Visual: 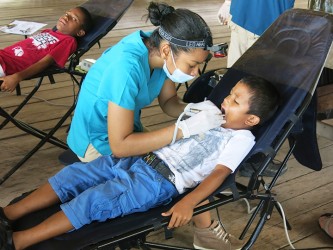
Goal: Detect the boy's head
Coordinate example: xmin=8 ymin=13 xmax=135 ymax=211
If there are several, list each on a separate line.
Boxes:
xmin=221 ymin=76 xmax=280 ymax=130
xmin=56 ymin=7 xmax=93 ymax=37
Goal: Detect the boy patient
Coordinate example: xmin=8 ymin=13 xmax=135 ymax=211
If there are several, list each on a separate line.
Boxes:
xmin=0 ymin=76 xmax=280 ymax=250
xmin=0 ymin=7 xmax=93 ymax=92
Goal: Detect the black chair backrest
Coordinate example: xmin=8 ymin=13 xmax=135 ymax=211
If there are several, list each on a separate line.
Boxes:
xmin=69 ymin=0 xmax=134 ymax=69
xmin=208 ymin=9 xmax=333 ymax=170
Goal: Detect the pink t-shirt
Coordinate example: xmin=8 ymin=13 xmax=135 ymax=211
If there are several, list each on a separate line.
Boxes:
xmin=0 ymin=29 xmax=77 ymax=75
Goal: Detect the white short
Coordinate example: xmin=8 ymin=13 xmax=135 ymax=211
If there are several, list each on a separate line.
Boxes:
xmin=78 ymin=143 xmax=102 ymax=162
xmin=227 ymin=20 xmax=260 ymax=68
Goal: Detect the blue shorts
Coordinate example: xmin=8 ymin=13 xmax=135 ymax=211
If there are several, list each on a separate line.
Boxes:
xmin=49 ymin=155 xmax=178 ymax=229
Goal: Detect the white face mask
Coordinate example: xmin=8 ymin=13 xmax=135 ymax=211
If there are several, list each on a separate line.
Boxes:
xmin=163 ymin=50 xmax=195 ymax=83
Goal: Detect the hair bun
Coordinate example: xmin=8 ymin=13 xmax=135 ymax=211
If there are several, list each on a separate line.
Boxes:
xmin=147 ymin=2 xmax=175 ymax=26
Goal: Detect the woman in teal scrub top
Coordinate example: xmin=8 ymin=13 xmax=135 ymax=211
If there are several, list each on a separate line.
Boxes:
xmin=68 ymin=2 xmax=221 ymax=161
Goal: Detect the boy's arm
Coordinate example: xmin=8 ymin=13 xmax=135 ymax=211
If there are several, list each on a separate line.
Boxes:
xmin=162 ymin=165 xmax=231 ymax=228
xmin=0 ymin=55 xmax=55 ymax=92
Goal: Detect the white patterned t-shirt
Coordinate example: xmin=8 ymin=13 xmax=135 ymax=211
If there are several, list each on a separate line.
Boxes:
xmin=154 ymin=127 xmax=255 ymax=194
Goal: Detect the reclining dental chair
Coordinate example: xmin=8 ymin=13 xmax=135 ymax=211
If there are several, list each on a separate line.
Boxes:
xmin=0 ymin=0 xmax=134 ymax=185
xmin=9 ymin=8 xmax=333 ymax=250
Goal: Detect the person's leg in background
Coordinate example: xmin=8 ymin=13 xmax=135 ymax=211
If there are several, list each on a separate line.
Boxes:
xmin=227 ymin=20 xmax=258 ymax=68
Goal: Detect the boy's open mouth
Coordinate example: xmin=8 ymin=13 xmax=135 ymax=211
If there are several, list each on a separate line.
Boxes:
xmin=221 ymin=107 xmax=226 ymax=120
xmin=221 ymin=107 xmax=226 ymax=115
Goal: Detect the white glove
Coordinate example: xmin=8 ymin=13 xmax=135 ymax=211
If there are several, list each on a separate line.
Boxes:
xmin=178 ymin=109 xmax=226 ymax=138
xmin=184 ymin=100 xmax=221 ymax=117
xmin=217 ymin=0 xmax=231 ymax=25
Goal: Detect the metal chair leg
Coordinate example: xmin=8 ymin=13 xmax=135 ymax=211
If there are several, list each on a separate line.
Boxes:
xmin=0 ymin=76 xmax=44 ymax=129
xmin=0 ymin=101 xmax=75 ymax=185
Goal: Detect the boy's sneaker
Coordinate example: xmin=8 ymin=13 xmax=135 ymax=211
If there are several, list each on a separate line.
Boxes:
xmin=193 ymin=220 xmax=244 ymax=250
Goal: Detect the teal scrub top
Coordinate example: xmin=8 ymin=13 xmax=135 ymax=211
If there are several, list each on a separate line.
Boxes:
xmin=67 ymin=30 xmax=167 ymax=157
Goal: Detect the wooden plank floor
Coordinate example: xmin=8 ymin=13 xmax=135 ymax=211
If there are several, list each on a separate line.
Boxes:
xmin=1 ymin=0 xmax=333 ymax=249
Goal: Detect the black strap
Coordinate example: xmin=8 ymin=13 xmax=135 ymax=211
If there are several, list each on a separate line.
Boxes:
xmin=142 ymin=153 xmax=176 ymax=185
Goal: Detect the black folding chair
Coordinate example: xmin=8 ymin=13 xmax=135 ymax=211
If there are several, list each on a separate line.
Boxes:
xmin=0 ymin=0 xmax=134 ymax=185
xmin=8 ymin=8 xmax=333 ymax=250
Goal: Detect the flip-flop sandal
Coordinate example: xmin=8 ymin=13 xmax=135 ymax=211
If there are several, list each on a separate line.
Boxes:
xmin=319 ymin=213 xmax=333 ymax=239
xmin=0 ymin=221 xmax=15 ymax=250
xmin=0 ymin=208 xmax=12 ymax=230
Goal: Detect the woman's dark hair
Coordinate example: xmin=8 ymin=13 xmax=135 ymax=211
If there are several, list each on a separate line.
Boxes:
xmin=145 ymin=2 xmax=212 ymax=54
xmin=241 ymin=76 xmax=281 ymax=125
xmin=77 ymin=6 xmax=94 ymax=33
